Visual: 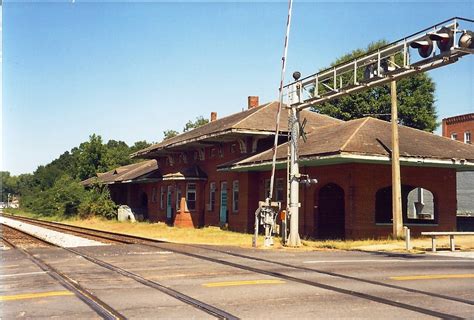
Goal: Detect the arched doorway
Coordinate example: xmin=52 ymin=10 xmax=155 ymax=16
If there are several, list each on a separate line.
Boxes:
xmin=317 ymin=183 xmax=345 ymax=239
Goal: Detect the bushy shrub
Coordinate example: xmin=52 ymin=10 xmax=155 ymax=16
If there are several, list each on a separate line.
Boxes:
xmin=79 ymin=184 xmax=117 ymax=220
xmin=22 ymin=175 xmax=87 ymax=217
xmin=21 ymin=176 xmax=118 ymax=220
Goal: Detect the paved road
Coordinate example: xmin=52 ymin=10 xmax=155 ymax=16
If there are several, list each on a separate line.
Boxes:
xmin=2 ymin=242 xmax=473 ymax=319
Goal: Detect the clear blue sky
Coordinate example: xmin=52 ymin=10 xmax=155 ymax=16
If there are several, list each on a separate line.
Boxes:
xmin=2 ymin=0 xmax=474 ymax=175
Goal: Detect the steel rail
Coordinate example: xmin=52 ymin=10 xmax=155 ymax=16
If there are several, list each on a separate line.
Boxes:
xmin=6 ymin=216 xmax=474 ymax=307
xmin=190 ymin=243 xmax=474 ymax=307
xmin=4 ymin=215 xmax=468 ymax=319
xmin=1 ymin=234 xmax=17 ymax=249
xmin=1 ymin=215 xmax=238 ymax=320
xmin=1 ymin=224 xmax=55 ymax=247
xmin=0 ymin=225 xmax=125 ymax=320
xmin=4 ymin=219 xmax=131 ymax=245
xmin=135 ymin=240 xmax=467 ymax=320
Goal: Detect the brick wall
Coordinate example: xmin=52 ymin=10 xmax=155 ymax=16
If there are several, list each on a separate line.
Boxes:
xmin=254 ymin=163 xmax=457 ymax=239
xmin=117 ymin=136 xmax=275 ymax=229
xmin=442 ymin=114 xmax=474 ymax=143
xmin=109 ymin=145 xmax=457 ymax=239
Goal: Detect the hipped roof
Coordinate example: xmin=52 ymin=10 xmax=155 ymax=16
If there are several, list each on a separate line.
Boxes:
xmin=81 ymin=160 xmax=160 ymax=185
xmin=132 ymin=102 xmax=341 ymax=158
xmin=221 ymin=117 xmax=474 ymax=171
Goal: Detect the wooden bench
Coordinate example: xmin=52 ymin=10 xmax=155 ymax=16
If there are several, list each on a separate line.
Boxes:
xmin=421 ymin=232 xmax=474 ymax=252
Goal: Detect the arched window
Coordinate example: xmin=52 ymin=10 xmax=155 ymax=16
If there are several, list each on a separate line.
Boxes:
xmin=407 ymin=188 xmax=435 ymax=222
xmin=375 ymin=185 xmax=436 ymax=224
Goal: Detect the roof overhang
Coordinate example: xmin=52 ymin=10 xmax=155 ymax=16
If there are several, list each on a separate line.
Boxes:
xmin=133 ymin=129 xmax=285 ymax=158
xmin=220 ymin=152 xmax=474 ymax=172
xmin=101 ymin=177 xmax=162 ymax=185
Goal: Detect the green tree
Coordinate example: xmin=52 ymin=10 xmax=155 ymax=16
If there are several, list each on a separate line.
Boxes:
xmin=24 ymin=175 xmax=87 ymax=217
xmin=183 ymin=116 xmax=209 ymax=132
xmin=104 ymin=140 xmax=132 ymax=169
xmin=130 ymin=140 xmax=152 ymax=154
xmin=163 ymin=129 xmax=179 ymax=140
xmin=313 ymin=40 xmax=437 ymax=132
xmin=1 ymin=171 xmax=19 ymax=202
xmin=77 ymin=134 xmax=108 ymax=180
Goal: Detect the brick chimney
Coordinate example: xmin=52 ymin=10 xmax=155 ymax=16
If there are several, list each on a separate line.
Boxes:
xmin=210 ymin=112 xmax=217 ymax=122
xmin=248 ymin=96 xmax=259 ymax=109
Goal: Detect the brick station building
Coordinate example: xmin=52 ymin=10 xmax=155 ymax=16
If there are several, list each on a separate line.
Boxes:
xmin=442 ymin=113 xmax=473 ymax=144
xmin=442 ymin=113 xmax=474 ymax=229
xmin=84 ymin=98 xmax=474 ymax=239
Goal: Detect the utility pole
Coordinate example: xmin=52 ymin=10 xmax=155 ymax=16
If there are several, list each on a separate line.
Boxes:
xmin=287 ymin=78 xmax=302 ymax=247
xmin=390 ymin=56 xmax=403 ymax=238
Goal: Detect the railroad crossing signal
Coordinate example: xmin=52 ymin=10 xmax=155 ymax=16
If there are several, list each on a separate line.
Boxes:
xmin=410 ymin=35 xmax=434 ymax=58
xmin=285 ymin=17 xmax=474 ymax=113
xmin=410 ymin=23 xmax=474 ymax=58
xmin=283 ymin=17 xmax=474 ymax=246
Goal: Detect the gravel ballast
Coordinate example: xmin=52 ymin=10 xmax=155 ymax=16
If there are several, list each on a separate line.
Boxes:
xmin=0 ymin=216 xmax=108 ymax=248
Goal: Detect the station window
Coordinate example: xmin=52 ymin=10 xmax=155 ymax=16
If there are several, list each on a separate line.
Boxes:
xmin=187 ymin=183 xmax=197 ymax=211
xmin=465 ymin=132 xmax=471 ymax=144
xmin=276 ymin=178 xmax=285 ymax=202
xmin=210 ymin=148 xmax=216 ymax=158
xmin=176 ymin=186 xmax=182 ymax=211
xmin=264 ymin=178 xmax=284 ymax=201
xmin=407 ymin=188 xmax=434 ymax=221
xmin=160 ymin=187 xmax=165 ymax=210
xmin=451 ymin=133 xmax=458 ymax=140
xmin=209 ymin=182 xmax=216 ymax=211
xmin=375 ymin=185 xmax=437 ymax=224
xmin=264 ymin=179 xmax=271 ymax=199
xmin=232 ymin=180 xmax=239 ymax=212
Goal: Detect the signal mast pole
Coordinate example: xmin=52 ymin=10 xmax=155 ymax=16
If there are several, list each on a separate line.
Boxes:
xmin=287 ymin=75 xmax=302 ymax=247
xmin=390 ymin=57 xmax=403 ymax=238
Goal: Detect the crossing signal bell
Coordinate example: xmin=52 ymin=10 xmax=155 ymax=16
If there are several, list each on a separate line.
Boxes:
xmin=429 ymin=27 xmax=454 ymax=52
xmin=410 ymin=24 xmax=474 ymax=58
xmin=410 ymin=36 xmax=434 ymax=58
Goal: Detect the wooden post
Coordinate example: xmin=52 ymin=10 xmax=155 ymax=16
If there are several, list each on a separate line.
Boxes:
xmin=391 ymin=56 xmax=403 ymax=238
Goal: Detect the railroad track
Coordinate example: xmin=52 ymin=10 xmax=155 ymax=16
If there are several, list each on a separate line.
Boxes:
xmin=1 ymin=226 xmax=126 ymax=320
xmin=1 ymin=224 xmax=54 ymax=248
xmin=3 ymin=214 xmax=472 ymax=319
xmin=1 ymin=215 xmax=239 ymax=320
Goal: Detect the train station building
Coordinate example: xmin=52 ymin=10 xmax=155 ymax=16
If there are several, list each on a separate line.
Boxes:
xmin=83 ymin=98 xmax=474 ymax=239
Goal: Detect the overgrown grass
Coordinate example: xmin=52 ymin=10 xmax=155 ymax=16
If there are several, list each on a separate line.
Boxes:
xmin=4 ymin=208 xmax=474 ymax=252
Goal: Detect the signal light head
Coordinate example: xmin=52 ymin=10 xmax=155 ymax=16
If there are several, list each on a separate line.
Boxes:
xmin=429 ymin=27 xmax=454 ymax=52
xmin=459 ymin=30 xmax=474 ymax=49
xmin=293 ymin=71 xmax=301 ymax=81
xmin=410 ymin=36 xmax=433 ymax=58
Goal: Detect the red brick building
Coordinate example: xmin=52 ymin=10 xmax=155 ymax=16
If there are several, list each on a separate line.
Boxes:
xmin=441 ymin=113 xmax=474 ymax=230
xmin=85 ymin=100 xmax=474 ymax=239
xmin=442 ymin=113 xmax=473 ymax=144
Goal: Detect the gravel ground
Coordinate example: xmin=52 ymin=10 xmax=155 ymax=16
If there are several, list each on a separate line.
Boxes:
xmin=0 ymin=216 xmax=108 ymax=248
xmin=1 ymin=225 xmax=52 ymax=249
